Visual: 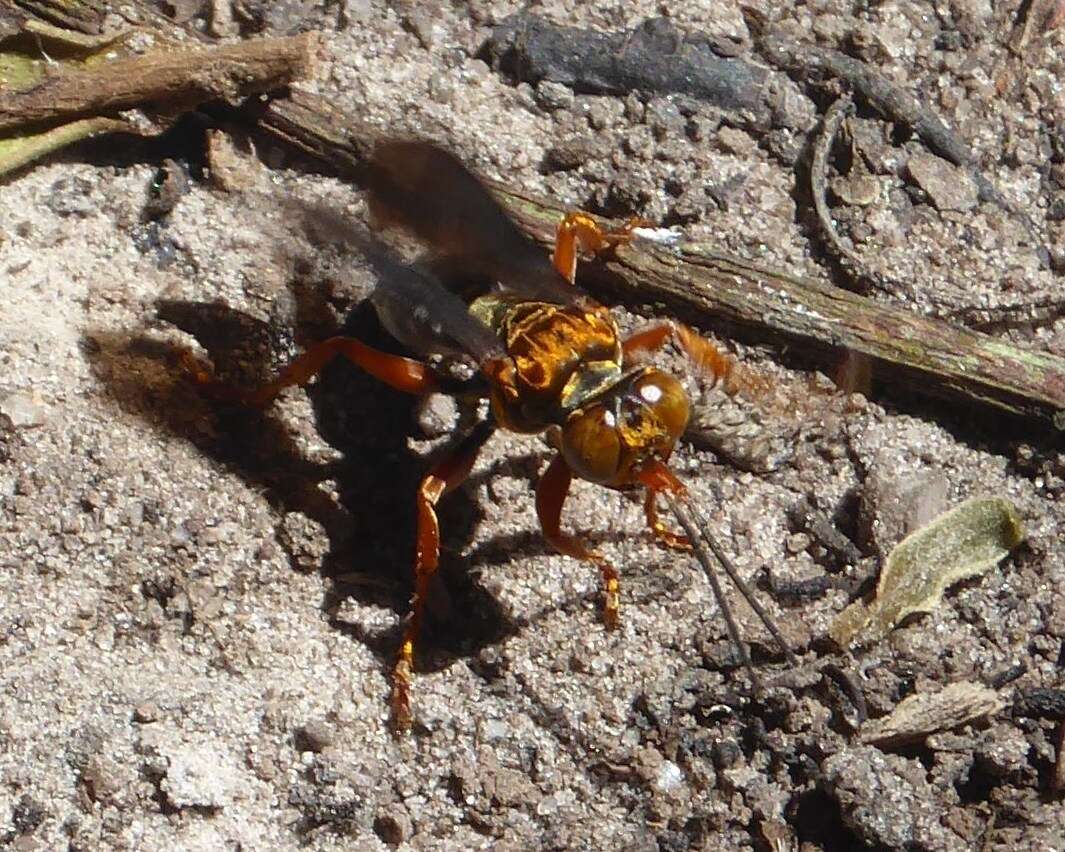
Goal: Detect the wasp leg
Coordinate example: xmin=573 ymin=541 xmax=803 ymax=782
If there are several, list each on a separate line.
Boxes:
xmin=644 ymin=488 xmax=691 ymax=551
xmin=535 ymin=454 xmax=620 ymax=629
xmin=392 ymin=420 xmax=495 ymax=733
xmin=192 ymin=336 xmax=440 ymax=406
xmin=188 ymin=336 xmax=440 ymax=406
xmin=552 ymin=212 xmax=647 ymax=284
xmin=623 ymin=322 xmax=743 ymax=390
xmin=248 ymin=337 xmax=439 ymax=404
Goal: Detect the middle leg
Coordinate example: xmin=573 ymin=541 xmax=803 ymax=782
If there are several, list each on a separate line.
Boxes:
xmin=535 ymin=453 xmax=621 ymax=629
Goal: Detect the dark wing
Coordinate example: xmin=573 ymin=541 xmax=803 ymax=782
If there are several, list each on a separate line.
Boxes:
xmin=362 ymin=239 xmax=505 ymax=364
xmin=295 ymin=199 xmax=504 ymax=363
xmin=364 ymin=139 xmax=584 ymax=306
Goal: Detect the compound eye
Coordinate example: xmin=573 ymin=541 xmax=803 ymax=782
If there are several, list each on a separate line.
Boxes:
xmin=635 ymin=372 xmax=689 ymax=442
xmin=561 ymin=405 xmax=622 ymax=485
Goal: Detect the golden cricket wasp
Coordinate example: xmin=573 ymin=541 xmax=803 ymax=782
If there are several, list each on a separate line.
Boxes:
xmin=188 ymin=140 xmax=796 ymax=732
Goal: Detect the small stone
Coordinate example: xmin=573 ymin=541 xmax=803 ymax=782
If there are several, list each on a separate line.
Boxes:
xmin=905 ymin=153 xmax=978 ymax=212
xmin=208 ymin=0 xmax=238 ymax=37
xmin=711 ymin=739 xmax=743 ymax=770
xmin=973 ymin=723 xmax=1029 ymax=777
xmin=487 ymin=767 xmax=534 ymax=807
xmin=262 ymin=0 xmax=316 ymax=34
xmin=542 ymin=136 xmax=605 ymax=173
xmin=415 ymin=393 xmax=458 ymax=438
xmin=133 ymin=702 xmax=161 ymax=723
xmin=669 ymin=189 xmax=705 ymax=223
xmin=160 ymin=742 xmax=239 ymax=810
xmin=585 ymin=101 xmax=613 ymax=130
xmin=645 ymin=97 xmax=685 ymax=141
xmin=687 ymin=113 xmax=721 ymax=143
xmin=654 ymin=760 xmax=684 ymax=794
xmin=830 ymin=173 xmax=881 ymax=207
xmin=785 ymin=532 xmax=811 ymax=554
xmin=623 ymin=92 xmax=645 ymax=122
xmin=47 ymin=176 xmax=96 ymax=218
xmin=859 ymin=467 xmax=950 ymax=557
xmin=0 ymin=390 xmax=47 ymax=430
xmin=297 ymin=719 xmax=337 ymax=753
xmin=374 ymin=804 xmax=413 ymax=846
xmin=277 ymin=511 xmax=329 ymax=572
xmin=205 ymin=129 xmax=255 ymax=193
xmin=850 ymin=119 xmax=901 ymax=174
xmin=81 ymin=755 xmax=129 ymax=806
xmin=449 ymin=758 xmax=480 ymax=802
xmin=624 ymin=126 xmax=655 ymax=160
xmin=536 ymin=81 xmax=574 ymax=112
xmin=823 ymin=747 xmax=959 ymax=850
xmin=715 ymin=126 xmax=757 ymax=157
xmin=1046 ymin=192 xmax=1065 ymax=222
xmin=400 ymin=8 xmax=437 ymax=49
xmin=427 ymin=74 xmax=454 ymax=105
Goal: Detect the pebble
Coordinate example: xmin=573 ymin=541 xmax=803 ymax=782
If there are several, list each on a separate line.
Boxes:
xmin=860 ymin=467 xmax=949 ymax=557
xmin=160 ymin=742 xmax=239 ymax=810
xmin=905 ymin=153 xmax=978 ymax=212
xmin=536 ymin=81 xmax=574 ymax=112
xmin=133 ymin=702 xmax=161 ymax=723
xmin=654 ymin=760 xmax=684 ymax=794
xmin=298 ymin=719 xmax=337 ymax=753
xmin=715 ymin=126 xmax=757 ymax=157
xmin=831 ymin=172 xmax=881 ymax=207
xmin=374 ymin=804 xmax=413 ymax=846
xmin=645 ymin=97 xmax=685 ymax=141
xmin=0 ymin=390 xmax=47 ymax=430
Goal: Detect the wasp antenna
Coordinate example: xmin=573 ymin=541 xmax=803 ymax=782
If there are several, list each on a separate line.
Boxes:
xmin=664 ymin=493 xmax=799 ymax=675
xmin=664 ymin=492 xmax=760 ymax=690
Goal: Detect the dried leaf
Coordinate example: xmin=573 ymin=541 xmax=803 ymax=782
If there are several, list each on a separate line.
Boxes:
xmin=860 ymin=681 xmax=1004 ymax=748
xmin=829 ymin=496 xmax=1024 ymax=647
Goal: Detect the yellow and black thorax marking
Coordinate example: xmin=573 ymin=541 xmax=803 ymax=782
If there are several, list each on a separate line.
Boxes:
xmin=472 ymin=296 xmax=624 ymax=433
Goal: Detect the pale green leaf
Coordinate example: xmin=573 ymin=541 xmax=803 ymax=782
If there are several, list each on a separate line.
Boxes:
xmin=830 ymin=496 xmax=1024 ymax=647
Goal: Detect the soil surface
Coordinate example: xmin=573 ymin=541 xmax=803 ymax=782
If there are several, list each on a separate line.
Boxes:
xmin=1 ymin=2 xmax=1063 ymax=850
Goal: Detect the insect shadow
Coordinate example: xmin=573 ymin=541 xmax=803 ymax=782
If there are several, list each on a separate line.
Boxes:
xmin=84 ymin=282 xmax=524 ymax=678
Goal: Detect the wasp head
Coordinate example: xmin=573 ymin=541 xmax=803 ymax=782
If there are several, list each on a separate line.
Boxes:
xmin=560 ymin=368 xmax=689 ymax=488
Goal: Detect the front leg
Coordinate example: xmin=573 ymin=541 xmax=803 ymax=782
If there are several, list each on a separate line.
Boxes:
xmin=644 ymin=488 xmax=691 ymax=551
xmin=552 ymin=212 xmax=647 ymax=284
xmin=535 ymin=454 xmax=621 ymax=629
xmin=623 ymin=322 xmax=742 ymax=393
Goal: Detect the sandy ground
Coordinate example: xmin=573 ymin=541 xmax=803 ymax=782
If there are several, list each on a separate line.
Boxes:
xmin=1 ymin=1 xmax=1064 ymax=849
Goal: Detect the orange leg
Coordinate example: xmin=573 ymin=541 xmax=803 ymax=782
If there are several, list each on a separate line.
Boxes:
xmin=623 ymin=322 xmax=742 ymax=393
xmin=189 ymin=336 xmax=439 ymax=406
xmin=535 ymin=454 xmax=621 ymax=629
xmin=391 ymin=421 xmax=495 ymax=733
xmin=552 ymin=212 xmax=647 ymax=284
xmin=643 ymin=488 xmax=691 ymax=551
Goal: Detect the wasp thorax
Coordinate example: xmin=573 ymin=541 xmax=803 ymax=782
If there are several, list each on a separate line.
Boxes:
xmin=561 ymin=369 xmax=690 ymax=487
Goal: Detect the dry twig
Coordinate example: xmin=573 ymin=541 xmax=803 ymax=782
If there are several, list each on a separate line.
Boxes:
xmin=810 ymin=94 xmax=862 ymax=268
xmin=0 ymin=33 xmax=316 ymax=132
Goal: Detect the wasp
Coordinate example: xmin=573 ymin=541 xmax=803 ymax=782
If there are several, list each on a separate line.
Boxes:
xmin=194 ymin=141 xmax=795 ymax=731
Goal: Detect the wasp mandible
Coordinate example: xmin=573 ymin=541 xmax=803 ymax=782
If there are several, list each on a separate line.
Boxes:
xmin=197 ymin=141 xmax=795 ymax=731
